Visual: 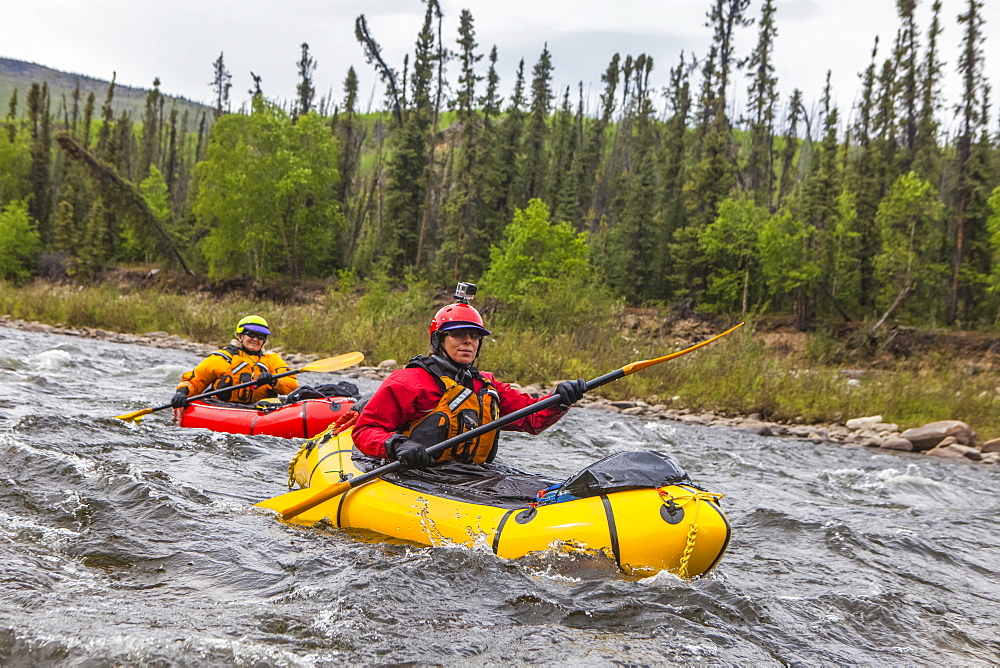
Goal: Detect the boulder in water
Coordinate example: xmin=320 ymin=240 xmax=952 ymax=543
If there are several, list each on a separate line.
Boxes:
xmin=899 ymin=420 xmax=975 ymax=451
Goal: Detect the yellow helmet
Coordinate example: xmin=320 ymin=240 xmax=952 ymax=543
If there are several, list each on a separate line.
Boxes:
xmin=235 ymin=315 xmax=271 ymax=337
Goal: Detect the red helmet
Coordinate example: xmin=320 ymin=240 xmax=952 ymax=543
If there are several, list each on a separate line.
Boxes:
xmin=429 ymin=303 xmax=491 ymax=344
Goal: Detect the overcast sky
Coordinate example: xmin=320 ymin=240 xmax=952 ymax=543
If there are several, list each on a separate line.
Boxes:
xmin=4 ymin=0 xmax=998 ymax=131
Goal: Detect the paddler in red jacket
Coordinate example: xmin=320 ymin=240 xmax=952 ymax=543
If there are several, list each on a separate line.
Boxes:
xmin=170 ymin=315 xmax=299 ymax=412
xmin=351 ymin=283 xmax=586 ymax=470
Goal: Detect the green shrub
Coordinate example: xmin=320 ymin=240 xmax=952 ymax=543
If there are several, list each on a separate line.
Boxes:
xmin=0 ymin=200 xmax=41 ymax=282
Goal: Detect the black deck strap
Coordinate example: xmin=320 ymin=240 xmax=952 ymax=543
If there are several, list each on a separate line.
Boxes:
xmin=492 ymin=508 xmax=518 ymax=554
xmin=335 ymin=487 xmax=349 ymax=528
xmin=600 ymin=495 xmax=622 ymax=569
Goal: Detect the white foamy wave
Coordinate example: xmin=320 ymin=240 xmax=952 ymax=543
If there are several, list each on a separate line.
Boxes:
xmin=27 ymin=349 xmax=73 ymax=370
xmin=145 ymin=364 xmax=189 ymax=382
xmin=819 ymin=464 xmax=986 ymax=510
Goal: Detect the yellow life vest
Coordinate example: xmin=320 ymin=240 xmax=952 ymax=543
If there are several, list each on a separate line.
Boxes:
xmin=403 ymin=373 xmax=501 ymax=464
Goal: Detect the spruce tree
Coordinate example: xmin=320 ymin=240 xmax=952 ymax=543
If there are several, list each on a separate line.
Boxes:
xmin=947 ymin=0 xmax=986 ymax=324
xmin=675 ymin=54 xmax=736 ymax=302
xmin=483 ymin=60 xmax=527 ymax=233
xmin=914 ymin=0 xmax=943 ymax=181
xmin=295 ymin=42 xmax=317 ymax=120
xmin=69 ymin=82 xmax=80 ymax=135
xmin=80 ymin=92 xmax=95 ymax=149
xmin=27 ymin=82 xmax=53 ymax=240
xmin=436 ymin=8 xmax=487 ymax=281
xmin=848 ymin=40 xmax=886 ymax=313
xmin=474 ymin=47 xmax=511 ymax=249
xmin=523 ymin=45 xmax=554 ymax=201
xmin=164 ymin=108 xmax=179 ymax=197
xmin=4 ymin=90 xmax=17 ymax=143
xmin=744 ymin=0 xmax=778 ymax=207
xmin=573 ymin=54 xmax=618 ymax=229
xmin=334 ymin=67 xmax=362 ymax=204
xmin=656 ymin=54 xmax=692 ymax=301
xmin=600 ymin=56 xmax=658 ymax=303
xmin=893 ymin=0 xmax=920 ymax=172
xmin=95 ymin=75 xmax=117 ymax=163
xmin=138 ymin=78 xmax=161 ymax=180
xmin=381 ymin=3 xmax=434 ymax=271
xmin=211 ymin=52 xmax=232 ymax=119
xmin=707 ymin=0 xmax=752 ymax=103
xmin=548 ymin=87 xmax=579 ymax=224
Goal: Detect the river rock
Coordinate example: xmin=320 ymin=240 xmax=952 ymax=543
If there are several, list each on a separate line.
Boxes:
xmin=927 ymin=441 xmax=982 ymax=461
xmin=899 ymin=420 xmax=975 ymax=451
xmin=377 ymin=359 xmax=397 ymax=369
xmin=827 ymin=425 xmax=850 ymax=439
xmin=980 ymin=437 xmax=1000 ymax=454
xmin=735 ymin=422 xmax=775 ymax=437
xmin=880 ymin=436 xmax=915 ymax=451
xmin=846 ymin=415 xmax=883 ymax=430
xmin=873 ymin=423 xmax=900 ymax=433
xmin=807 ymin=427 xmax=830 ymax=442
xmin=788 ymin=425 xmax=816 ymax=438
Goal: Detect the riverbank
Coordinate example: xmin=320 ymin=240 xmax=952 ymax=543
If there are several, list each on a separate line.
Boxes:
xmin=5 ymin=313 xmax=998 ymax=467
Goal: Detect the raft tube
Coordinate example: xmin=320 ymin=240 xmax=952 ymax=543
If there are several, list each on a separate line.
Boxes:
xmin=282 ymin=428 xmax=731 ymax=578
xmin=178 ymin=396 xmax=354 ymax=439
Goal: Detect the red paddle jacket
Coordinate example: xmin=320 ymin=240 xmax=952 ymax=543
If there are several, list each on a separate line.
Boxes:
xmin=352 ymin=355 xmax=568 ymax=460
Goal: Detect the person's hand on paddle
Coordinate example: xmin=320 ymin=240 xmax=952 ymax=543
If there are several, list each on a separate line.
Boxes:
xmin=170 ymin=389 xmax=190 ymax=425
xmin=385 ymin=436 xmax=432 ymax=471
xmin=555 ymin=378 xmax=587 ymax=407
xmin=255 ymin=372 xmax=277 ymax=388
xmin=170 ymin=389 xmax=190 ymax=409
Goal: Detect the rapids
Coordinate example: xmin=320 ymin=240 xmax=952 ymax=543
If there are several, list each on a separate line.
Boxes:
xmin=1 ymin=325 xmax=998 ymax=665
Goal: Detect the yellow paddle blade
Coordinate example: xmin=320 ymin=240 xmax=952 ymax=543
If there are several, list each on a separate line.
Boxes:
xmin=299 ymin=351 xmax=365 ymax=373
xmin=622 ymin=322 xmax=744 ymax=375
xmin=113 ymin=406 xmax=156 ymax=422
xmin=256 ymin=480 xmax=354 ymax=520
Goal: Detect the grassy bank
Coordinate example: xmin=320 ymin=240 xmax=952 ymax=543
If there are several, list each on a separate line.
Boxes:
xmin=3 ymin=278 xmax=1000 ymax=439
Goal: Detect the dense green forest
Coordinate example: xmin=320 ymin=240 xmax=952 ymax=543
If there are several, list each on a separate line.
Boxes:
xmin=2 ymin=0 xmax=1000 ymax=331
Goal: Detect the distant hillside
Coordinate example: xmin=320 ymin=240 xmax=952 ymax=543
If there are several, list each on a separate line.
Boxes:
xmin=0 ymin=57 xmax=213 ymax=124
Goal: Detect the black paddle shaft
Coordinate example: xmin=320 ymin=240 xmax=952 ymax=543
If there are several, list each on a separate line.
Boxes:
xmin=343 ymin=370 xmax=626 ymax=489
xmin=146 ymin=367 xmax=300 ymax=414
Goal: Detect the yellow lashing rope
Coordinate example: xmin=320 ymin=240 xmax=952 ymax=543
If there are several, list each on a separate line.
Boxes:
xmin=287 ymin=440 xmax=312 ymax=489
xmin=658 ymin=488 xmax=724 ymax=579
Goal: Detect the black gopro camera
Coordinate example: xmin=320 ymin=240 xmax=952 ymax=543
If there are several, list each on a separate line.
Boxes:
xmin=454 ymin=282 xmax=477 ymax=303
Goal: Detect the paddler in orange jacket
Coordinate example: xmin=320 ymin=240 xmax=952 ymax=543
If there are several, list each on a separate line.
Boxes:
xmin=170 ymin=315 xmax=299 ymax=412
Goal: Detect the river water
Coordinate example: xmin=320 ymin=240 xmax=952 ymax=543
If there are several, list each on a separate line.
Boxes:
xmin=1 ymin=324 xmax=998 ymax=666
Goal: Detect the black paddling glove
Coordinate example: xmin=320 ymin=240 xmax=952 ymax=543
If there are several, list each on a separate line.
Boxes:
xmin=555 ymin=378 xmax=587 ymax=407
xmin=385 ymin=436 xmax=432 ymax=470
xmin=170 ymin=389 xmax=190 ymax=409
xmin=255 ymin=371 xmax=277 ymax=388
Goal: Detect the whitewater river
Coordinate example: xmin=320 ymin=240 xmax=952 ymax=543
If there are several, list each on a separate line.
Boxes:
xmin=1 ymin=324 xmax=998 ymax=665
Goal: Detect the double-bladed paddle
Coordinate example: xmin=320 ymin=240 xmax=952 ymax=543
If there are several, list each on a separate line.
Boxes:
xmin=257 ymin=323 xmax=743 ymax=521
xmin=113 ymin=351 xmax=365 ymax=422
